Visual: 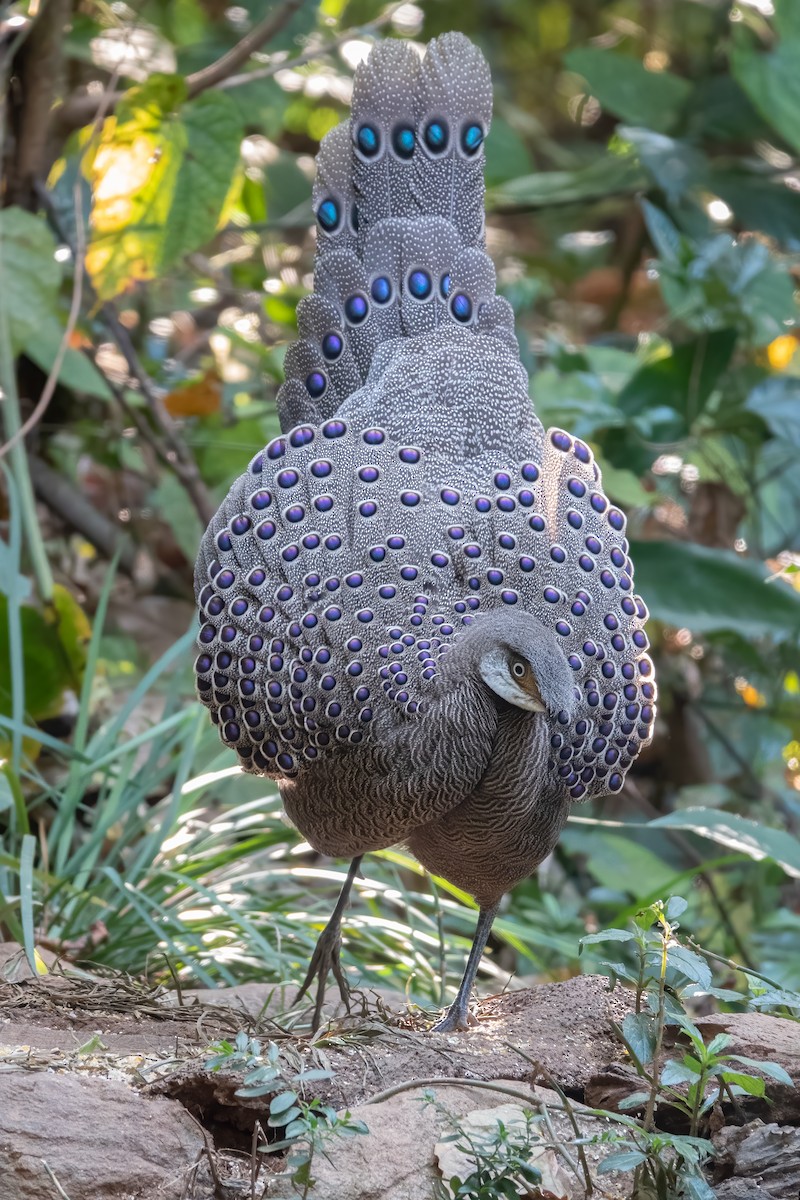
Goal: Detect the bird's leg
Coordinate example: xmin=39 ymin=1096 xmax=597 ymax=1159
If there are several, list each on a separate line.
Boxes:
xmin=295 ymin=855 xmax=363 ymax=1031
xmin=432 ymin=903 xmax=500 ymax=1033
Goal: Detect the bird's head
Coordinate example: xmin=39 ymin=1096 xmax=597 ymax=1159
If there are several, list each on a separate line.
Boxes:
xmin=447 ymin=610 xmax=576 ymax=719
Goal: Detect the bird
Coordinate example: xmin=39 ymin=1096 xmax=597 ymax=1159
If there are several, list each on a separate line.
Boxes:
xmin=193 ymin=31 xmax=656 ymax=1033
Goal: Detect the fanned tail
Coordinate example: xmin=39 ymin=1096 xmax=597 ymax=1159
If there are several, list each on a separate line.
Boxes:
xmin=276 ymin=31 xmax=511 ymax=435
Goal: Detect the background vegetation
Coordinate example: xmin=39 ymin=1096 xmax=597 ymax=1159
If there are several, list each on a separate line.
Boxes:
xmin=1 ymin=0 xmax=799 ymax=1013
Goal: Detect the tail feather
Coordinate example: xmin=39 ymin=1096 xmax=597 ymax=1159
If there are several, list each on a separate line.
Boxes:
xmin=351 ymin=39 xmax=421 ymax=231
xmin=276 ymin=32 xmax=505 ymax=434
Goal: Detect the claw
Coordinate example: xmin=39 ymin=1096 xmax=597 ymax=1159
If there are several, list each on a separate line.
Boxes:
xmin=295 ymin=919 xmax=351 ymax=1031
xmin=430 ymin=1000 xmax=476 ymax=1033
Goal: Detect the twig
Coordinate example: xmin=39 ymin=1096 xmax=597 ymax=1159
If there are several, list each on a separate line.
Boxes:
xmin=508 ymin=1045 xmax=594 ymax=1196
xmin=186 ymin=0 xmax=306 ymax=97
xmin=363 ymin=1077 xmax=543 ymax=1107
xmin=0 ymin=179 xmax=85 ymax=463
xmin=55 ymin=2 xmax=405 ymax=133
xmin=217 ymin=3 xmax=406 ymax=90
xmin=41 ymin=1161 xmax=73 ymax=1200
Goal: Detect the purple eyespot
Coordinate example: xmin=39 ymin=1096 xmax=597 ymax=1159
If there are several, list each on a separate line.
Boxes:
xmin=465 ymin=544 xmax=481 ymax=559
xmin=311 ymin=460 xmax=332 ymax=478
xmin=441 ymin=488 xmax=460 ymax=505
xmin=583 ymin=640 xmax=596 ymax=656
xmin=568 ymin=654 xmax=581 ymax=670
xmin=400 ymin=446 xmax=421 ymax=464
xmin=359 ymin=466 xmax=379 ymax=483
xmin=544 ymin=587 xmax=560 ymax=604
xmin=277 ymin=469 xmax=299 ymax=489
xmin=529 ymin=515 xmax=545 ymax=532
xmin=206 ymin=596 xmax=224 ymax=617
xmin=571 ymin=601 xmax=586 ymax=617
xmin=497 ymin=496 xmax=515 ymax=512
xmin=555 ymin=621 xmax=571 ymax=637
xmin=322 ymin=419 xmax=347 ymax=438
xmin=401 ymin=491 xmax=421 ymax=507
xmin=585 ymin=536 xmax=602 ymax=554
xmin=591 ymin=493 xmax=608 ymax=513
xmin=266 ymin=438 xmax=286 ymax=460
xmin=250 ymin=454 xmax=263 ymax=474
xmin=521 ymin=463 xmax=539 ymax=482
xmin=551 ymin=431 xmax=572 ymax=452
xmin=325 ymin=606 xmax=342 ymax=621
xmin=550 ymin=545 xmax=566 ymax=563
xmin=608 ymin=508 xmax=625 ymax=531
xmin=487 ymin=569 xmax=503 ymax=585
xmin=501 ymin=590 xmax=518 ymax=605
xmin=574 ymin=440 xmax=591 ymax=463
xmin=379 ymin=585 xmax=396 ymax=599
xmin=431 ymin=553 xmax=449 ymax=568
xmin=356 ymin=609 xmax=374 ymax=622
xmin=567 ymin=479 xmax=586 ymax=498
xmin=231 ymin=599 xmax=248 ymax=617
xmin=217 ymin=530 xmax=232 ymax=551
xmin=322 ymin=332 xmax=343 ymax=361
xmin=475 ymin=497 xmax=491 ymax=513
xmin=604 ymin=614 xmax=618 ymax=630
xmin=611 ymin=634 xmax=625 ymax=651
xmin=621 ymin=597 xmax=636 ymax=616
xmin=400 ymin=565 xmax=418 ymax=581
xmin=363 ymin=429 xmax=385 ymax=445
xmin=494 ymin=471 xmax=511 ymax=490
xmin=519 ymin=556 xmax=535 ymax=572
xmin=579 ymin=555 xmax=594 ymax=572
xmin=199 ymin=625 xmax=216 ymax=644
xmin=567 ymin=511 xmax=583 ymax=530
xmin=499 ymin=534 xmax=515 ymax=550
xmin=306 ymin=371 xmax=326 ymax=398
xmin=276 ymin=586 xmax=293 ymax=602
xmin=303 ymin=534 xmax=320 ymax=550
xmin=286 ymin=505 xmax=305 ymax=523
xmin=314 ymin=496 xmax=333 ymax=513
xmin=518 ymin=489 xmax=534 ymax=507
xmin=345 ymin=573 xmax=363 ymax=588
xmin=387 ymin=535 xmax=405 ymax=550
xmin=609 ymin=772 xmax=623 ymax=792
xmin=370 ymin=545 xmax=386 ymax=562
xmin=217 ymin=570 xmax=235 ymax=589
xmin=359 ymin=501 xmax=378 ymax=518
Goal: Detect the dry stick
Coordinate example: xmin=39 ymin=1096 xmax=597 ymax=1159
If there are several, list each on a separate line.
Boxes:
xmin=363 ymin=1077 xmax=545 ymax=1107
xmin=41 ymin=1161 xmax=74 ymax=1200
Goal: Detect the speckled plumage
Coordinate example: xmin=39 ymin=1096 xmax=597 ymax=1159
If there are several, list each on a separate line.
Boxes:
xmin=194 ymin=32 xmax=656 ymax=1028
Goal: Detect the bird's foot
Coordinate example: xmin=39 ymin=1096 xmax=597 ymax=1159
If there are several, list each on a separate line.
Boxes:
xmin=430 ymin=998 xmax=478 ymax=1033
xmin=295 ymin=919 xmax=350 ymax=1032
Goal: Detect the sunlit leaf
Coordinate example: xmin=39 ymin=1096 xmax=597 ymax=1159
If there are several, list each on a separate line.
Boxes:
xmin=647 ymin=808 xmax=800 ymax=879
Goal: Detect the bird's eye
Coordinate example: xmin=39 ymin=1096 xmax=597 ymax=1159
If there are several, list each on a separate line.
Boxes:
xmin=512 ymin=660 xmax=526 ymax=679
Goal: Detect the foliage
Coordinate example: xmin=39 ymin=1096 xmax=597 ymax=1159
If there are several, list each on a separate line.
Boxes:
xmin=428 ymin=1096 xmax=544 ymax=1200
xmin=204 ymin=1031 xmax=368 ymax=1196
xmin=1 ymin=0 xmax=799 ymax=1067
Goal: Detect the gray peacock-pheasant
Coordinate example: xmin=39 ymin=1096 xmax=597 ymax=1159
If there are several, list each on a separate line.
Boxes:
xmin=194 ymin=32 xmax=656 ymax=1033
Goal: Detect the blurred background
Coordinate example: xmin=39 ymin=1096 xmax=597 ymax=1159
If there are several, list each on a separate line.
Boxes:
xmin=1 ymin=0 xmax=799 ymax=1010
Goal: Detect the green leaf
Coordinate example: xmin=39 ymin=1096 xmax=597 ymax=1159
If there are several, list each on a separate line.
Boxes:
xmin=646 ymin=808 xmax=800 ymax=879
xmin=710 ymin=169 xmax=800 ymax=248
xmin=727 ymin=1055 xmax=795 ymax=1086
xmin=488 ymin=153 xmax=644 ymax=210
xmin=641 ymin=198 xmax=683 ymax=263
xmin=719 ymin=1070 xmax=765 ymax=1096
xmin=666 ymin=946 xmax=713 ymax=991
xmin=665 ymin=896 xmax=688 ymax=920
xmin=629 ymin=539 xmax=800 ymax=640
xmin=270 ymin=1090 xmax=299 ymax=1116
xmin=621 ymin=128 xmax=708 ymax=204
xmin=565 ymin=48 xmax=691 ymax=134
xmin=661 ymin=1059 xmax=701 ymax=1087
xmin=745 ymin=376 xmax=800 ymax=448
xmin=598 ymin=1149 xmax=647 ymax=1173
xmin=732 ymin=35 xmax=800 ymax=156
xmin=0 ymin=208 xmax=62 ymax=353
xmin=622 ymin=1012 xmax=657 ymax=1066
xmin=579 ymin=928 xmax=635 ymax=948
xmin=618 ymin=330 xmax=737 ymax=427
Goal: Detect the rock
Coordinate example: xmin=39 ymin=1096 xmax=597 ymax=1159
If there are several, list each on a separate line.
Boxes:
xmin=712 ymin=1120 xmax=800 ymax=1200
xmin=0 ymin=1071 xmax=207 ymax=1200
xmin=277 ymin=1080 xmax=631 ymax=1200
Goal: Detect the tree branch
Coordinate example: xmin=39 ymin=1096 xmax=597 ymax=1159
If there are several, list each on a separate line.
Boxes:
xmin=185 ymin=0 xmax=306 ymax=97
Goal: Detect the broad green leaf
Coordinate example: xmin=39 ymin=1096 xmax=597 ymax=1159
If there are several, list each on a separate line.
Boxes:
xmin=533 ymin=368 xmax=624 ymax=441
xmin=732 ymin=36 xmax=800 ymax=156
xmin=164 ymin=91 xmax=243 ymax=266
xmin=578 ymin=928 xmax=634 ymax=948
xmin=622 ymin=1012 xmax=657 ymax=1066
xmin=85 ymin=77 xmax=242 ymax=299
xmin=665 ymin=896 xmax=688 ymax=920
xmin=0 ymin=208 xmax=62 ymax=353
xmin=641 ymin=199 xmax=683 ymax=263
xmin=618 ymin=330 xmax=736 ymax=426
xmin=565 ymin=48 xmax=691 ymax=134
xmin=667 ymin=946 xmax=713 ymax=991
xmin=727 ymin=1055 xmax=794 ymax=1086
xmin=488 ymin=153 xmax=644 ymax=210
xmin=22 ymin=317 xmax=112 ymax=400
xmin=745 ymin=376 xmax=800 ymax=448
xmin=711 ymin=169 xmax=800 ymax=249
xmin=621 ymin=128 xmax=708 ymax=204
xmin=270 ymin=1090 xmax=299 ymax=1116
xmin=598 ymin=1149 xmax=647 ymax=1173
xmin=719 ymin=1070 xmax=765 ymax=1096
xmin=629 ymin=539 xmax=800 ymax=640
xmin=646 ymin=808 xmax=800 ymax=879
xmin=661 ymin=1059 xmax=701 ymax=1086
